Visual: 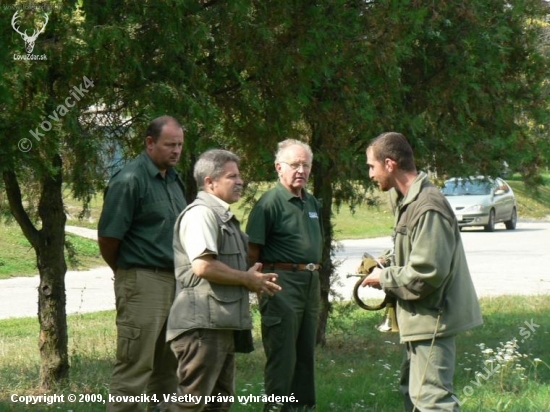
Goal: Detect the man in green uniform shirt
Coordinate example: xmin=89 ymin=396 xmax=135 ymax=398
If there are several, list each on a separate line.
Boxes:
xmin=98 ymin=115 xmax=186 ymax=412
xmin=247 ymin=139 xmax=324 ymax=412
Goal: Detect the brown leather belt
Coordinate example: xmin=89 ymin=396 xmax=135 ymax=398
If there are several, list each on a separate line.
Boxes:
xmin=131 ymin=266 xmax=174 ymax=273
xmin=264 ymin=263 xmax=321 ymax=272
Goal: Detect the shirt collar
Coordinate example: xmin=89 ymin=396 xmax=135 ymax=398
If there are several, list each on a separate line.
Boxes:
xmin=391 ymin=171 xmax=426 ymax=207
xmin=203 ymin=191 xmax=231 ymax=211
xmin=276 ymin=181 xmax=306 ymax=201
xmin=141 ymin=151 xmax=177 ymax=181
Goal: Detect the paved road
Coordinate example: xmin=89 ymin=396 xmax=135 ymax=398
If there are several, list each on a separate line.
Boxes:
xmin=1 ymin=221 xmax=549 ymax=320
xmin=335 ymin=221 xmax=550 ymax=301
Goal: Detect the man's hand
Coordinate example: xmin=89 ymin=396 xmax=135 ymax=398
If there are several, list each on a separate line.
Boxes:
xmin=98 ymin=236 xmax=121 ymax=274
xmin=246 ymin=263 xmax=282 ymax=296
xmin=361 ymin=267 xmax=382 ymax=290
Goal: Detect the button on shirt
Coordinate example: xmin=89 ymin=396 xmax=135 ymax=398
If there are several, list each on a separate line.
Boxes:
xmin=246 ymin=182 xmax=323 ymax=264
xmin=98 ymin=152 xmax=186 ymax=269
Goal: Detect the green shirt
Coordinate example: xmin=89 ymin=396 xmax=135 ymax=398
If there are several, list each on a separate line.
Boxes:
xmin=98 ymin=152 xmax=186 ymax=269
xmin=246 ymin=182 xmax=323 ymax=264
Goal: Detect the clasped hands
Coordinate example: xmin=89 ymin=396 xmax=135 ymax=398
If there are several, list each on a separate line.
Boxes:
xmin=247 ymin=262 xmax=281 ymax=296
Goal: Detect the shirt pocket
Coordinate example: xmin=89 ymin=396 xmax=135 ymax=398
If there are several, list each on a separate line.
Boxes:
xmin=394 ymin=223 xmax=408 ymax=237
xmin=139 ymin=200 xmax=172 ymax=224
xmin=218 ymin=223 xmax=247 ymax=274
xmin=219 ymin=225 xmax=237 ymax=248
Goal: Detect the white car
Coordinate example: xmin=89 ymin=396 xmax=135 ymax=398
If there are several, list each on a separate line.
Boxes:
xmin=441 ymin=176 xmax=517 ymax=232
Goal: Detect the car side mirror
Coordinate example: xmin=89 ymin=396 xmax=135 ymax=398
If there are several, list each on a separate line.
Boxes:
xmin=494 ymin=189 xmax=505 ymax=196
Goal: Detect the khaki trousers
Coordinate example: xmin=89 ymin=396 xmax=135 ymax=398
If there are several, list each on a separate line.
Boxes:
xmin=169 ymin=329 xmax=236 ymax=412
xmin=400 ymin=335 xmax=459 ymax=412
xmin=107 ymin=268 xmax=177 ymax=412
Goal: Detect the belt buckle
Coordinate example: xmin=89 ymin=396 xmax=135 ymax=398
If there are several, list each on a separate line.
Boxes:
xmin=305 ymin=263 xmax=316 ymax=271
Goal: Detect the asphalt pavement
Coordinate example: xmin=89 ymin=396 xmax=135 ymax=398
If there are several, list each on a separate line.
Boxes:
xmin=1 ymin=221 xmax=549 ymax=320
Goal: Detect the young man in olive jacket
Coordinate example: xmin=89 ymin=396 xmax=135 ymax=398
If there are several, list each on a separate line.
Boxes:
xmin=362 ymin=132 xmax=483 ymax=411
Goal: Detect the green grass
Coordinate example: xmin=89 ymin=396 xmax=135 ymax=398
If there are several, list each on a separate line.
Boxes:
xmin=329 ymin=201 xmax=395 ymax=240
xmin=64 ymin=190 xmax=104 ymax=230
xmin=0 ymin=225 xmax=104 ymax=279
xmin=507 ymin=178 xmax=550 ymax=220
xmin=0 ymin=296 xmax=549 ymax=411
xmin=0 ymin=187 xmax=104 ymax=278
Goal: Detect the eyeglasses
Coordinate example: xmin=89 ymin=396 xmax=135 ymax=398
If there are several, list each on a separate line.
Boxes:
xmin=280 ymin=161 xmax=312 ymax=170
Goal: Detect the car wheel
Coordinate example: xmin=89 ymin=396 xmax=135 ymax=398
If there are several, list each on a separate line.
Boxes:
xmin=484 ymin=209 xmax=495 ymax=232
xmin=505 ymin=207 xmax=517 ymax=230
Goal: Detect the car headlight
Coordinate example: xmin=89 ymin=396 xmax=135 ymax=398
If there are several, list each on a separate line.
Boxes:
xmin=462 ymin=204 xmax=484 ymax=212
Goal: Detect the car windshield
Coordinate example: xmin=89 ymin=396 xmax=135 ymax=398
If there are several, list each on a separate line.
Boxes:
xmin=441 ymin=179 xmax=492 ymax=196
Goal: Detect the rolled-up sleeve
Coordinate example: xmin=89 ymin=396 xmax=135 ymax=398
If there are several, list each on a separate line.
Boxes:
xmin=179 ymin=206 xmax=219 ymax=262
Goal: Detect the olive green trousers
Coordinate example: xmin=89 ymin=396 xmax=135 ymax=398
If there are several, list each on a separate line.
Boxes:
xmin=400 ymin=335 xmax=459 ymax=411
xmin=259 ymin=269 xmax=320 ymax=412
xmin=107 ymin=268 xmax=177 ymax=412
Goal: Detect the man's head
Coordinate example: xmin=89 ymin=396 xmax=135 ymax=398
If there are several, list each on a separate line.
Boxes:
xmin=145 ymin=116 xmax=184 ymax=173
xmin=366 ymin=132 xmax=416 ymax=192
xmin=274 ymin=139 xmax=313 ymax=197
xmin=194 ymin=149 xmax=243 ymax=204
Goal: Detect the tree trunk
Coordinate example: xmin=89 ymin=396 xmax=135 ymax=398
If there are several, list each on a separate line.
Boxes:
xmin=2 ymin=154 xmax=69 ymax=389
xmin=315 ymin=191 xmax=334 ymax=347
xmin=37 ymin=239 xmax=69 ymax=389
xmin=36 ymin=154 xmax=69 ymax=389
xmin=311 ymin=125 xmax=335 ymax=347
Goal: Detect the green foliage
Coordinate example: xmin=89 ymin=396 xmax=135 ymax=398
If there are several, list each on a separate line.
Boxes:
xmin=387 ymin=1 xmax=550 ymax=182
xmin=1 ymin=1 xmax=549 ymax=207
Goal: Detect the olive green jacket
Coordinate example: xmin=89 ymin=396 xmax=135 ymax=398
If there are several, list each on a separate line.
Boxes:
xmin=381 ymin=172 xmax=483 ymax=342
xmin=166 ymin=192 xmax=252 ymax=342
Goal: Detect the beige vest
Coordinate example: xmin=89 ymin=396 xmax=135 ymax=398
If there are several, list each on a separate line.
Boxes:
xmin=166 ymin=192 xmax=252 ymax=342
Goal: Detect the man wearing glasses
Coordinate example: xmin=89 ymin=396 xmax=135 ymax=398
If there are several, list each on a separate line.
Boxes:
xmin=247 ymin=139 xmax=324 ymax=412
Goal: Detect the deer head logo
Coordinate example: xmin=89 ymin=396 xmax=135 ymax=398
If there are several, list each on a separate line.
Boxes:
xmin=11 ymin=11 xmax=49 ymax=54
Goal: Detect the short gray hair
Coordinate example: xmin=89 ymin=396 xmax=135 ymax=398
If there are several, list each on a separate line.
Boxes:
xmin=194 ymin=149 xmax=240 ymax=189
xmin=274 ymin=139 xmax=313 ymax=164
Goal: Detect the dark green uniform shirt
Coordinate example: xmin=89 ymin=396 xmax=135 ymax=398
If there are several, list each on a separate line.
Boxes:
xmin=98 ymin=152 xmax=186 ymax=269
xmin=246 ymin=182 xmax=323 ymax=264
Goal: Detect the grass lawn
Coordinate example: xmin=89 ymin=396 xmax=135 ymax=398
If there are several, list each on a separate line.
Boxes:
xmin=0 ymin=296 xmax=549 ymax=411
xmin=0 ymin=225 xmax=105 ymax=280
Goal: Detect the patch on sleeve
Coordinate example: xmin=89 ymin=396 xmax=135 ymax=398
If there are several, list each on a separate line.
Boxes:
xmin=308 ymin=211 xmax=319 ymax=219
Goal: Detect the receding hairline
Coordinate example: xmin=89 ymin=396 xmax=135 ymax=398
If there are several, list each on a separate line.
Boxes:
xmin=145 ymin=115 xmax=184 ymax=142
xmin=275 ymin=139 xmax=313 ymax=163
